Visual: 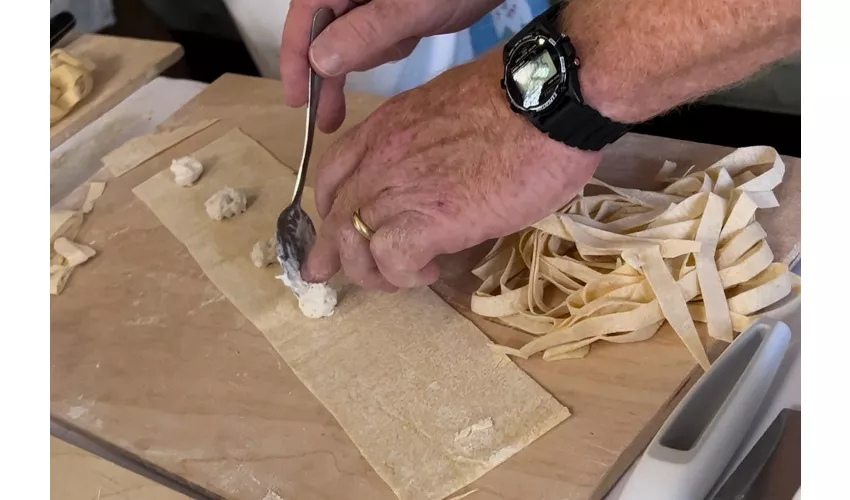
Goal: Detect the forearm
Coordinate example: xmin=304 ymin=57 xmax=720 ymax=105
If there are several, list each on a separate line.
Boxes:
xmin=562 ymin=0 xmax=801 ymax=123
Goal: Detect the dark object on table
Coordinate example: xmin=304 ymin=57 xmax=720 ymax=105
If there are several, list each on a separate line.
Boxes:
xmin=633 ymin=104 xmax=800 ymax=157
xmin=709 ymin=408 xmax=801 ymax=500
xmin=51 ymin=11 xmax=76 ymax=48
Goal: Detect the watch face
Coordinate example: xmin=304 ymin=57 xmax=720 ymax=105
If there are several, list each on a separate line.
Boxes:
xmin=512 ymin=51 xmax=558 ymax=109
xmin=505 ymin=35 xmax=567 ymax=113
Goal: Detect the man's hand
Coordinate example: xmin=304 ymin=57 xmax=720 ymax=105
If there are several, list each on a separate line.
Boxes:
xmin=302 ymin=52 xmax=601 ymax=290
xmin=280 ymin=0 xmax=502 ymax=133
xmin=293 ymin=0 xmax=799 ymax=290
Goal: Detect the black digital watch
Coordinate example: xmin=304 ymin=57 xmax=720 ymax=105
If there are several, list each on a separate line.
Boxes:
xmin=501 ymin=3 xmax=630 ymax=151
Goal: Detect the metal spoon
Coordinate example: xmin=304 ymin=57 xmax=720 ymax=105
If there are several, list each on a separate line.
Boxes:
xmin=275 ymin=7 xmax=336 ymax=287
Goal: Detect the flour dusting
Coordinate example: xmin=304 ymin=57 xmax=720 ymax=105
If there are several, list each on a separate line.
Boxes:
xmin=65 ymin=400 xmax=94 ymax=420
xmin=454 ymin=418 xmax=494 ymax=441
xmin=66 ymin=406 xmax=89 ymax=419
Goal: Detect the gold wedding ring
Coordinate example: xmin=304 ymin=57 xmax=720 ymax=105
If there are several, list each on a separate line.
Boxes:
xmin=351 ymin=209 xmax=375 ymax=241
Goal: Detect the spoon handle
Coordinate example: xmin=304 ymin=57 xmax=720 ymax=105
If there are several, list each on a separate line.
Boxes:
xmin=292 ymin=7 xmax=336 ymax=205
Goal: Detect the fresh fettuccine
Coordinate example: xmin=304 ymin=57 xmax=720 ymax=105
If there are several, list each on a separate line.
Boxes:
xmin=471 ymin=146 xmax=801 ymax=369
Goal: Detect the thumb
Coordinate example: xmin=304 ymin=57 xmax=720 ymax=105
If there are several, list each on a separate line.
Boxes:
xmin=301 ymin=214 xmax=342 ymax=283
xmin=309 ymin=2 xmax=416 ymax=77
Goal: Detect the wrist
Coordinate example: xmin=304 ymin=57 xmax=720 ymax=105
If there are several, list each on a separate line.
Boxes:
xmin=479 ymin=50 xmax=601 ymax=161
xmin=561 ymin=3 xmax=657 ymax=125
xmin=564 ymin=31 xmax=644 ymax=124
xmin=577 ymin=63 xmax=647 ymax=125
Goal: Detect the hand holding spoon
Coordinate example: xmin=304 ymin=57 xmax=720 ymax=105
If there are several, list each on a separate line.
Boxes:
xmin=274 ymin=8 xmax=338 ymax=318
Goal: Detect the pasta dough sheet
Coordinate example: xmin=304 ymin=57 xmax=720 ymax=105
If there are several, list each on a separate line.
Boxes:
xmin=104 ymin=119 xmax=219 ymax=177
xmin=133 ymin=128 xmax=570 ymax=500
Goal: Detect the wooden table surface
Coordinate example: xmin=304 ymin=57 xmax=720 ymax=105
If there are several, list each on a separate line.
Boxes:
xmin=50 ymin=74 xmax=801 ymax=500
xmin=52 ymin=436 xmax=189 ymax=500
xmin=51 ymin=34 xmax=183 ymax=151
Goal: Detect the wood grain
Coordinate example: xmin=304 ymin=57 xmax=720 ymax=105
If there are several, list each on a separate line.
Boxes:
xmin=50 ymin=74 xmax=801 ymax=500
xmin=50 ymin=35 xmax=183 ymax=150
xmin=51 ymin=436 xmax=188 ymax=500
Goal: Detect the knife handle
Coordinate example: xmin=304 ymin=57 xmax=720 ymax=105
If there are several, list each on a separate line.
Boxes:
xmin=619 ymin=318 xmax=791 ymax=500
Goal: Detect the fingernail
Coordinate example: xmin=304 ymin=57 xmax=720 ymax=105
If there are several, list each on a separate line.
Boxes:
xmin=310 ymin=45 xmax=342 ymax=76
xmin=282 ymin=88 xmax=304 ymax=108
xmin=300 ymin=262 xmax=318 ymax=282
xmin=301 ymin=256 xmax=328 ymax=283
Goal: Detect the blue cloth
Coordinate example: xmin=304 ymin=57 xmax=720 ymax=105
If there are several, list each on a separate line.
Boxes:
xmin=468 ymin=0 xmax=552 ymax=57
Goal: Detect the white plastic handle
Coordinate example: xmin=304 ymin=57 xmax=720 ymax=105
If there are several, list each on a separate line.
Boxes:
xmin=618 ymin=318 xmax=791 ymax=500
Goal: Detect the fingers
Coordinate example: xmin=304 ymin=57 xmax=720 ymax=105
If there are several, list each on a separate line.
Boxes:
xmin=302 ymin=211 xmax=342 ymax=283
xmin=284 ymin=35 xmax=414 ymax=134
xmin=317 ymin=75 xmax=347 ymax=133
xmin=303 ymin=191 xmax=397 ymax=290
xmin=306 ymin=168 xmax=444 ymax=290
xmin=331 ymin=196 xmax=438 ymax=290
xmin=336 ymin=217 xmax=397 ymax=292
xmin=308 ymin=1 xmax=419 ymax=78
xmin=370 ymin=210 xmax=442 ymax=288
xmin=280 ymin=0 xmax=349 ymax=107
xmin=350 ymin=37 xmax=421 ymax=72
xmin=281 ymin=1 xmax=421 ymax=133
xmin=313 ymin=123 xmax=368 ymax=218
xmin=301 ymin=123 xmax=369 ymax=283
xmin=280 ymin=0 xmax=351 ymax=134
xmin=303 ymin=159 xmax=379 ymax=284
xmin=307 ymin=169 xmax=394 ymax=289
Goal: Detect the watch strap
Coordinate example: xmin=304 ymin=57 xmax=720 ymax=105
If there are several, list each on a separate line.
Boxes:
xmin=533 ymin=98 xmax=631 ymax=151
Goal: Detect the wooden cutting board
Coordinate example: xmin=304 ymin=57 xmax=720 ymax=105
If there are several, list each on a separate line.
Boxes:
xmin=50 ymin=34 xmax=183 ymax=150
xmin=50 ymin=74 xmax=800 ymax=500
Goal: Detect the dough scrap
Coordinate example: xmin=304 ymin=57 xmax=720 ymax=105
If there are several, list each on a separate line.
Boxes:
xmin=51 ymin=266 xmax=73 ymax=295
xmin=170 ymin=156 xmax=204 ymax=187
xmin=204 ymin=187 xmax=247 ymax=220
xmin=81 ymin=181 xmax=106 ymax=214
xmin=54 ymin=237 xmax=96 ymax=266
xmin=471 ymin=146 xmax=800 ymax=370
xmin=50 ymin=210 xmax=83 ymax=245
xmin=50 ymin=236 xmax=96 ymax=295
xmin=50 ymin=49 xmax=94 ymax=125
xmin=251 ymin=237 xmax=276 ymax=268
xmin=50 ymin=207 xmax=99 ymax=295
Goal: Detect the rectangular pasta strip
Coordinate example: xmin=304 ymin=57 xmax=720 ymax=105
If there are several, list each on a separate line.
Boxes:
xmin=134 ymin=128 xmax=570 ymax=500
